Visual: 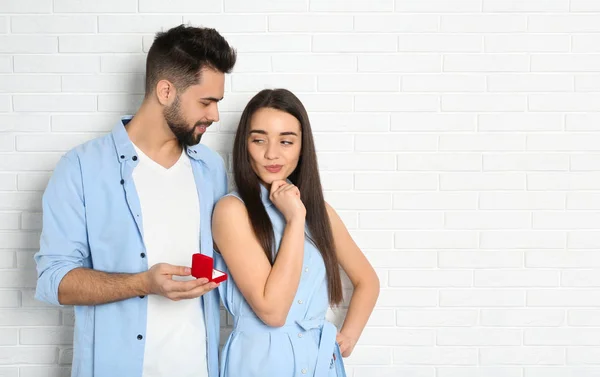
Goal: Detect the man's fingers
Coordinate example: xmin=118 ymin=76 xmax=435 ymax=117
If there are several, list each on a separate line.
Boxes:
xmin=172 ymin=282 xmax=219 ymax=300
xmin=165 ymin=278 xmax=209 ymax=293
xmin=158 ymin=263 xmax=191 ymax=277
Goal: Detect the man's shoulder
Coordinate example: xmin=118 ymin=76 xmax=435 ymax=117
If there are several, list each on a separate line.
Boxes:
xmin=188 ymin=144 xmax=229 ymax=197
xmin=64 ymin=115 xmax=130 ymax=164
xmin=65 ymin=132 xmax=116 ymax=163
xmin=46 ymin=132 xmax=116 ymax=192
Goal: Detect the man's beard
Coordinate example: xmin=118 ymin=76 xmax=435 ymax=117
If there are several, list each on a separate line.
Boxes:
xmin=163 ymin=96 xmax=211 ymax=146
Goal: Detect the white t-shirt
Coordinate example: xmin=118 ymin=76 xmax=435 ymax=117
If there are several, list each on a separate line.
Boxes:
xmin=132 ymin=144 xmax=208 ymax=377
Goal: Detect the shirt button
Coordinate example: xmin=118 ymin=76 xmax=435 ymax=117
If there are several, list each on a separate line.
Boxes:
xmin=304 ymin=268 xmax=309 ymax=273
xmin=298 ymin=300 xmax=303 ymax=304
xmin=120 ymin=179 xmax=124 ymax=185
xmin=132 ymin=156 xmax=138 ymax=161
xmin=301 ymin=369 xmax=307 ymax=374
xmin=140 ymin=253 xmax=145 ymax=258
xmin=298 ymin=333 xmax=303 ymax=338
xmin=137 ymin=334 xmax=143 ymax=340
xmin=120 ymin=155 xmax=125 ymax=159
xmin=139 ymin=295 xmax=145 ymax=299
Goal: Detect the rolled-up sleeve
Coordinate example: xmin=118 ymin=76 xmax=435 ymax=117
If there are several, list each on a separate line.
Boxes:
xmin=34 ymin=152 xmax=90 ymax=306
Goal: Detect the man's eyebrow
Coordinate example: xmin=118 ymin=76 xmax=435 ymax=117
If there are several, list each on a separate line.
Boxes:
xmin=201 ymin=96 xmax=224 ymax=102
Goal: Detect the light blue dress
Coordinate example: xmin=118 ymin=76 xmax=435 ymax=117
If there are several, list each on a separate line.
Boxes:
xmin=214 ymin=185 xmax=347 ymax=377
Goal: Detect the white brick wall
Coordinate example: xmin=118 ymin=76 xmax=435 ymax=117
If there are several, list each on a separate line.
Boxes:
xmin=1 ymin=1 xmax=600 ymax=376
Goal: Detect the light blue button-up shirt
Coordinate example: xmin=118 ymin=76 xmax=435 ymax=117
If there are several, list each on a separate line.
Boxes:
xmin=34 ymin=116 xmax=227 ymax=377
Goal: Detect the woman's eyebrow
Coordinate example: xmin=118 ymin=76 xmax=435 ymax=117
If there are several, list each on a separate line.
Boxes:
xmin=249 ymin=130 xmax=299 ymax=136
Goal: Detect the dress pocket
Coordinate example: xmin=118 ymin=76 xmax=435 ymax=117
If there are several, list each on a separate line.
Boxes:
xmin=332 ymin=343 xmax=347 ymax=377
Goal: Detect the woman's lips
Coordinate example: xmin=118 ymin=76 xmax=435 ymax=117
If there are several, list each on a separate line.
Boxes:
xmin=265 ymin=165 xmax=283 ymax=173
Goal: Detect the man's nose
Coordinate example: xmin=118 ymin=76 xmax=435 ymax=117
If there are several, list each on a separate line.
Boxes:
xmin=209 ymin=102 xmax=219 ymax=123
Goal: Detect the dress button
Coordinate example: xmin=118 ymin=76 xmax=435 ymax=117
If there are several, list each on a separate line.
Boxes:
xmin=298 ymin=300 xmax=303 ymax=304
xmin=301 ymin=368 xmax=307 ymax=374
xmin=137 ymin=334 xmax=143 ymax=340
xmin=140 ymin=253 xmax=146 ymax=258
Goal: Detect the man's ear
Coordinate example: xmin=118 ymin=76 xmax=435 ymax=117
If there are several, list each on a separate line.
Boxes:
xmin=155 ymin=79 xmax=177 ymax=106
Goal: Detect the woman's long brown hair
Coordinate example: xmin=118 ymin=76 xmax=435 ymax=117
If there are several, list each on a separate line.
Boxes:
xmin=232 ymin=89 xmax=343 ymax=305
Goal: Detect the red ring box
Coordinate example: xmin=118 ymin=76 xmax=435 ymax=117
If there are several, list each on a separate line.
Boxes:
xmin=191 ymin=253 xmax=227 ymax=284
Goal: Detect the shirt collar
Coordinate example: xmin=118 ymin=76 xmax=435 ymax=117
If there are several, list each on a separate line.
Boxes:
xmin=111 ymin=115 xmax=205 ymax=164
xmin=259 ymin=183 xmax=272 ymax=208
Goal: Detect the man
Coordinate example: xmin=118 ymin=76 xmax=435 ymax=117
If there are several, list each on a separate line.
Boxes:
xmin=34 ymin=25 xmax=236 ymax=377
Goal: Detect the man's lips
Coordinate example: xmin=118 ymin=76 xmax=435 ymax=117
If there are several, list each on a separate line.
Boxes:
xmin=195 ymin=124 xmax=211 ymax=133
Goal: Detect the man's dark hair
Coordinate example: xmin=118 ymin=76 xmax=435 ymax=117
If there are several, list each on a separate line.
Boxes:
xmin=145 ymin=24 xmax=236 ymax=96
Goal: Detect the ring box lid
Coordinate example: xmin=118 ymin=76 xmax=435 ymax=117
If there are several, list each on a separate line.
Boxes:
xmin=191 ymin=253 xmax=227 ymax=284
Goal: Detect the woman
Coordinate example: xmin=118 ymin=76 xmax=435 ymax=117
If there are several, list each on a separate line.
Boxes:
xmin=212 ymin=89 xmax=380 ymax=377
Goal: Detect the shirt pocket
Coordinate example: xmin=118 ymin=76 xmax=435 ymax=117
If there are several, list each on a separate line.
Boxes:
xmin=331 ymin=343 xmax=347 ymax=377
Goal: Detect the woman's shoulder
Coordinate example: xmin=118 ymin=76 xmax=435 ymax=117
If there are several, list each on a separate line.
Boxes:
xmin=214 ymin=192 xmax=246 ymax=217
xmin=223 ymin=190 xmax=243 ymax=202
